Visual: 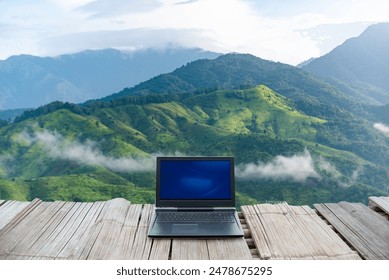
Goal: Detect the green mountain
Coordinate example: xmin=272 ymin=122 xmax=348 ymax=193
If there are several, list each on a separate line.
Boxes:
xmin=104 ymin=53 xmax=358 ymax=115
xmin=1 ymin=54 xmax=389 ymax=207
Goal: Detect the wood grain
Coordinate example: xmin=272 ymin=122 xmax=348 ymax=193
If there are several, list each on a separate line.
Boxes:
xmin=242 ymin=203 xmax=360 ymax=260
xmin=2 ymin=197 xmax=388 ymax=260
xmin=315 ymin=202 xmax=389 ymax=260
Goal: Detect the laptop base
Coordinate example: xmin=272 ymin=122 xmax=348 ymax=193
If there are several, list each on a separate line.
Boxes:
xmin=148 ymin=210 xmax=244 ymax=238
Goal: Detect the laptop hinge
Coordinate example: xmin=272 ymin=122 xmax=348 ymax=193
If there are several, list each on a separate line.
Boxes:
xmin=156 ymin=207 xmax=235 ymax=212
xmin=177 ymin=208 xmax=214 ymax=212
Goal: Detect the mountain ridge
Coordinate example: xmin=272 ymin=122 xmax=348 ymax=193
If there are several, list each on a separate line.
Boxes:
xmin=101 ymin=53 xmax=365 ymax=121
xmin=302 ymin=22 xmax=389 ymax=105
xmin=0 ymin=48 xmax=220 ymax=110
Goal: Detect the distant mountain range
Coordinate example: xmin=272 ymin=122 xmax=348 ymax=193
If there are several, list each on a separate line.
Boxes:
xmin=1 ymin=23 xmax=389 ymax=206
xmin=302 ymin=23 xmax=389 ymax=105
xmin=0 ymin=48 xmax=220 ymax=110
xmin=2 ymin=22 xmax=389 ymax=113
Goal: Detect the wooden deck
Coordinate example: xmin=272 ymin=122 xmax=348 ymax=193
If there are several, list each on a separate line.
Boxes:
xmin=241 ymin=203 xmax=360 ymax=260
xmin=0 ymin=197 xmax=388 ymax=260
xmin=315 ymin=199 xmax=389 ymax=260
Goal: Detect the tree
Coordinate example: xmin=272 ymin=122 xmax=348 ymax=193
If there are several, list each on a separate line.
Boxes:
xmin=0 ymin=119 xmax=8 ymax=128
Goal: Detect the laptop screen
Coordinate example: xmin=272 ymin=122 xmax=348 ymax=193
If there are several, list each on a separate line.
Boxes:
xmin=156 ymin=157 xmax=235 ymax=207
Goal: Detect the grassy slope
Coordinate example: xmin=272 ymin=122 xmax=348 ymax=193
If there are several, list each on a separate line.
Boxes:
xmin=184 ymin=85 xmax=325 ymax=139
xmin=0 ymin=85 xmax=388 ymax=205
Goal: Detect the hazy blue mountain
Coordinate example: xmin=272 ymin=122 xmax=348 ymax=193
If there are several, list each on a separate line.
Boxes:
xmin=0 ymin=48 xmax=220 ymax=110
xmin=0 ymin=108 xmax=28 ymax=121
xmin=302 ymin=23 xmax=389 ymax=105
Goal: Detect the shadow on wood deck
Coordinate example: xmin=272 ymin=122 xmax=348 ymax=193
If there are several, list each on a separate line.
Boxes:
xmin=0 ymin=196 xmax=388 ymax=260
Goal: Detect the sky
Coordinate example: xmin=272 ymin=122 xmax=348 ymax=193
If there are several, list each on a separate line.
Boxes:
xmin=1 ymin=0 xmax=389 ymax=65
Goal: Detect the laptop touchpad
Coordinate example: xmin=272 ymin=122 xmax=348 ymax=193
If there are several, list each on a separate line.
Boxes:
xmin=172 ymin=224 xmax=198 ymax=234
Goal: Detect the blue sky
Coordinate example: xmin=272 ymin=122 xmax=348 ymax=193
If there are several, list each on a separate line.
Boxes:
xmin=1 ymin=0 xmax=388 ymax=65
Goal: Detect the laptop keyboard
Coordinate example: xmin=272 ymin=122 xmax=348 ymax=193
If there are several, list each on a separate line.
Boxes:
xmin=156 ymin=211 xmax=236 ymax=224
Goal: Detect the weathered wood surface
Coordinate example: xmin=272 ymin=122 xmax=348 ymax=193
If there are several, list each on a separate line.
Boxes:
xmin=1 ymin=197 xmax=388 ymax=260
xmin=315 ymin=201 xmax=389 ymax=260
xmin=241 ymin=203 xmax=360 ymax=260
xmin=369 ymin=196 xmax=389 ymax=215
xmin=0 ymin=198 xmax=251 ymax=260
xmin=0 ymin=200 xmax=30 ymax=231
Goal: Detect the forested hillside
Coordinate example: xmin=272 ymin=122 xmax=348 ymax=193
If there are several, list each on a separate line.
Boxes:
xmin=1 ymin=54 xmax=388 ymax=206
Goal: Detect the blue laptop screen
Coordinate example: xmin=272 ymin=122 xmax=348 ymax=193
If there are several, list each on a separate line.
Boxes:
xmin=158 ymin=158 xmax=232 ymax=200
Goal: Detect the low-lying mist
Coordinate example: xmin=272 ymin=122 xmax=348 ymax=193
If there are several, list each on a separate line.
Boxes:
xmin=235 ymin=150 xmax=320 ymax=183
xmin=14 ymin=128 xmax=362 ymax=187
xmin=374 ymin=123 xmax=389 ymax=136
xmin=17 ymin=129 xmax=156 ymax=173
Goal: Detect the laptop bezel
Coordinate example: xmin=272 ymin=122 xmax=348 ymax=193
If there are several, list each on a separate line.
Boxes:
xmin=156 ymin=156 xmax=236 ymax=208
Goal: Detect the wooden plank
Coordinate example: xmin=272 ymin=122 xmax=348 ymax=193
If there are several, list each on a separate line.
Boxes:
xmin=253 ymin=203 xmax=305 ymax=259
xmin=337 ymin=202 xmax=389 ymax=259
xmin=241 ymin=205 xmax=272 ymax=259
xmin=0 ymin=198 xmax=42 ymax=238
xmin=61 ymin=201 xmax=106 ymax=259
xmin=109 ymin=204 xmax=143 ymax=259
xmin=0 ymin=200 xmax=41 ymax=259
xmin=84 ymin=198 xmax=132 ymax=260
xmin=24 ymin=201 xmax=78 ymax=258
xmin=277 ymin=204 xmax=323 ymax=259
xmin=0 ymin=201 xmax=53 ymax=258
xmin=242 ymin=204 xmax=288 ymax=259
xmin=0 ymin=199 xmax=366 ymax=260
xmin=5 ymin=201 xmax=68 ymax=258
xmin=285 ymin=204 xmax=360 ymax=260
xmin=0 ymin=201 xmax=30 ymax=231
xmin=315 ymin=203 xmax=372 ymax=259
xmin=129 ymin=204 xmax=155 ymax=260
xmin=171 ymin=239 xmax=209 ymax=260
xmin=369 ymin=196 xmax=389 ymax=215
xmin=130 ymin=205 xmax=176 ymax=260
xmin=242 ymin=203 xmax=359 ymax=260
xmin=33 ymin=202 xmax=88 ymax=258
xmin=315 ymin=202 xmax=389 ymax=260
xmin=148 ymin=239 xmax=171 ymax=260
xmin=207 ymin=238 xmax=252 ymax=260
xmin=301 ymin=205 xmax=360 ymax=259
xmin=339 ymin=202 xmax=389 ymax=242
xmin=1 ymin=202 xmax=88 ymax=260
xmin=49 ymin=202 xmax=95 ymax=259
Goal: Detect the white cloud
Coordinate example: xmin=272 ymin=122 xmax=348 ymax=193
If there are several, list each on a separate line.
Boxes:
xmin=0 ymin=157 xmax=6 ymax=177
xmin=44 ymin=28 xmax=213 ymax=55
xmin=1 ymin=0 xmax=389 ymax=64
xmin=298 ymin=22 xmax=371 ymax=56
xmin=236 ymin=150 xmax=320 ymax=183
xmin=78 ymin=0 xmax=162 ymax=18
xmin=17 ymin=129 xmax=156 ymax=173
xmin=374 ymin=123 xmax=389 ymax=136
xmin=0 ymin=154 xmax=13 ymax=177
xmin=316 ymin=155 xmax=339 ymax=175
xmin=236 ymin=150 xmax=365 ymax=187
xmin=139 ymin=0 xmax=322 ymax=64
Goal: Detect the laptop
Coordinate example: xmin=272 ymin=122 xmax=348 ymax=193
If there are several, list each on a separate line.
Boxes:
xmin=148 ymin=156 xmax=244 ymax=238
